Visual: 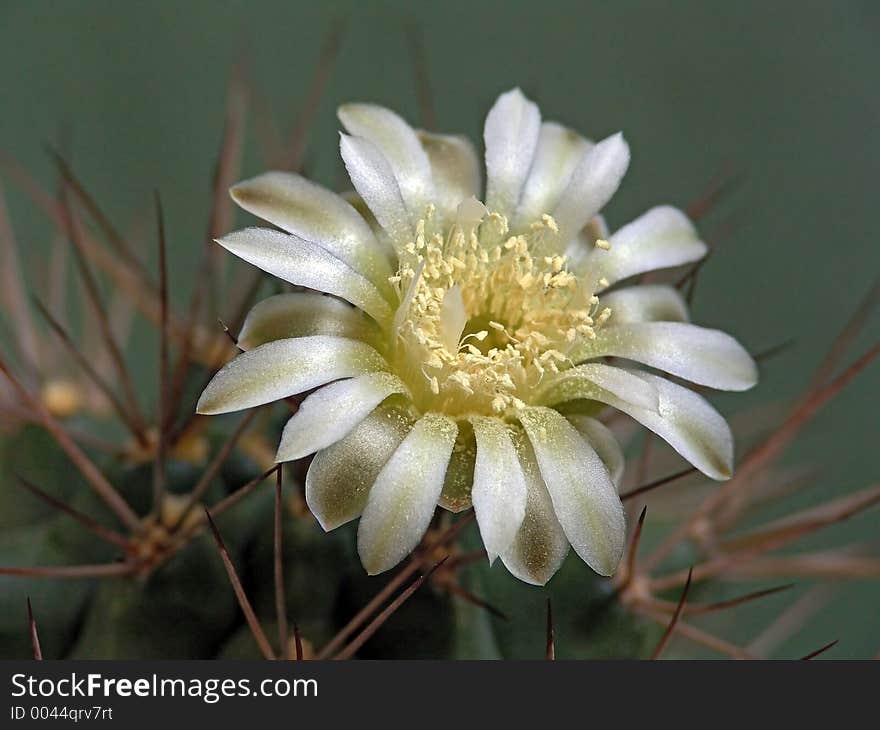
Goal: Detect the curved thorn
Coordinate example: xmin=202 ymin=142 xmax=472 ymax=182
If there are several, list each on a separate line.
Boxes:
xmin=316 ymin=512 xmax=474 ymax=659
xmin=801 ymin=639 xmax=838 ymax=660
xmin=31 ymin=296 xmax=143 ymax=441
xmin=204 ymin=508 xmax=275 ymax=660
xmin=623 ymin=505 xmax=649 ymax=588
xmin=546 ymin=599 xmax=555 ymax=660
xmin=15 ymin=474 xmax=131 ymax=551
xmin=152 ymin=192 xmax=170 ymax=516
xmin=650 ymin=566 xmax=693 ymax=660
xmin=333 ymin=558 xmax=448 ymax=661
xmin=293 ymin=623 xmax=304 ymax=661
xmin=685 ymin=584 xmax=794 ymax=616
xmin=620 ymin=468 xmax=696 ymax=502
xmin=27 ymin=597 xmax=42 ymax=660
xmin=274 ymin=465 xmax=289 ymax=656
xmin=0 ymin=355 xmax=142 ymax=533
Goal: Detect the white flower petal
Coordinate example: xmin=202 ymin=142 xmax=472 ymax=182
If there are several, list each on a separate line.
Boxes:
xmin=513 ymin=122 xmax=592 ymax=229
xmin=500 ymin=430 xmax=570 ymax=586
xmin=573 ymin=321 xmax=758 ymax=391
xmin=484 ymin=88 xmax=541 ymax=218
xmin=551 ymin=132 xmax=630 ymax=241
xmin=439 ymin=285 xmax=467 ymax=352
xmin=581 ymin=206 xmax=707 ymax=291
xmin=589 ymin=371 xmax=734 ymax=480
xmin=196 ymin=336 xmax=387 ymax=415
xmin=567 ymin=415 xmax=625 ymax=488
xmin=391 ymin=258 xmax=425 ymax=337
xmin=230 ymin=171 xmax=394 ymax=297
xmin=306 ymin=404 xmax=414 ymax=531
xmin=439 ymin=425 xmax=476 ymax=513
xmin=539 ymin=362 xmax=659 ymax=411
xmin=237 ymin=292 xmax=380 ymax=351
xmin=562 ymin=214 xmax=610 ymax=271
xmin=519 ymin=406 xmax=626 ymax=576
xmin=340 ymin=133 xmax=414 ymax=248
xmin=357 ymin=412 xmax=458 ymax=574
xmin=340 ymin=190 xmax=397 ymax=263
xmin=456 ymin=196 xmax=488 ymax=230
xmin=470 ymin=416 xmax=528 ymax=563
xmin=600 ymin=284 xmax=689 ymax=325
xmin=276 ymin=372 xmax=409 ymax=462
xmin=216 ymin=228 xmax=393 ymax=327
xmin=339 ymin=103 xmax=434 ymax=221
xmin=417 ymin=131 xmax=481 ymax=222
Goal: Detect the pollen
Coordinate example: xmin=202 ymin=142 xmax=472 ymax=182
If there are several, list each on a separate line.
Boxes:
xmin=391 ymin=204 xmax=611 ymax=417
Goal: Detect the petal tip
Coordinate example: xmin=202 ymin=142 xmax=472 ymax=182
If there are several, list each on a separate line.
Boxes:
xmin=605 ymin=130 xmax=630 ymax=156
xmin=592 ymin=530 xmax=626 ymax=577
xmin=227 ymin=182 xmax=256 ymax=208
xmin=313 ymin=516 xmax=333 ymax=534
xmin=194 ymin=389 xmax=239 ymax=416
xmin=336 ymin=103 xmax=363 ymax=128
xmin=592 ymin=561 xmax=618 ymax=578
xmin=596 ymin=537 xmax=626 ymax=577
xmin=275 ymin=439 xmax=314 ymax=464
xmin=195 ymin=391 xmax=218 ymax=416
xmin=361 ymin=555 xmax=391 ymax=577
xmin=730 ymin=350 xmax=760 ymax=391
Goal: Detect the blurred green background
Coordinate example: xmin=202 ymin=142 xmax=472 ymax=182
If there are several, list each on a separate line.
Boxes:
xmin=0 ymin=0 xmax=877 ymax=656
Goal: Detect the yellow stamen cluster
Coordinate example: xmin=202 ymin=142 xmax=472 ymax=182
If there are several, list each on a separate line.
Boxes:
xmin=389 ymin=204 xmax=612 ymax=417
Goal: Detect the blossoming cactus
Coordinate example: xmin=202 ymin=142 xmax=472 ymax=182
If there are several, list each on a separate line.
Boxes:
xmin=197 ymin=88 xmax=758 ymax=584
xmin=1 ymin=69 xmax=876 ymax=658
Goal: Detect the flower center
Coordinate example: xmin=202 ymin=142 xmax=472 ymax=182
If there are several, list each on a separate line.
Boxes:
xmin=388 ymin=202 xmax=611 ymax=417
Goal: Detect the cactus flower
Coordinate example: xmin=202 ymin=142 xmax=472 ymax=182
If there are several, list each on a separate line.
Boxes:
xmin=197 ymin=88 xmax=757 ymax=584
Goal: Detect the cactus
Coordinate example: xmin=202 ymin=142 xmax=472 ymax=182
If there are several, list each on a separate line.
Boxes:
xmin=1 ymin=25 xmax=879 ymax=661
